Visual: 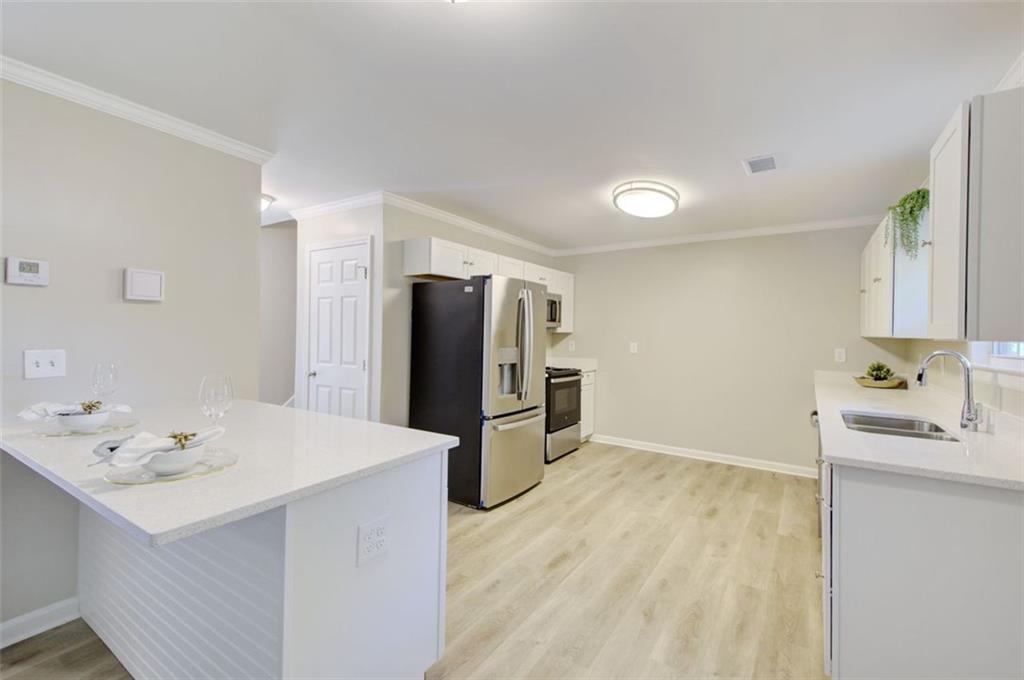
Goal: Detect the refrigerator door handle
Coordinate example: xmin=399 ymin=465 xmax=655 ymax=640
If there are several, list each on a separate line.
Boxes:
xmin=522 ymin=288 xmax=533 ymax=402
xmin=493 ymin=413 xmax=545 ymax=432
xmin=516 ymin=292 xmax=526 ymax=399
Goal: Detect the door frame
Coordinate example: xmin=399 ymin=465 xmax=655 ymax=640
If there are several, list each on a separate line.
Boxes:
xmin=295 ymin=237 xmax=373 ymax=417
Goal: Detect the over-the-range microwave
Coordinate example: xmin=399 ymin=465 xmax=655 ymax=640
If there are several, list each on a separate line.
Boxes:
xmin=545 ymin=293 xmax=562 ymax=328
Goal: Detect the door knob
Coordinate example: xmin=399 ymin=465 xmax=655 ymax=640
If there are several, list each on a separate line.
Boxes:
xmin=307 ymin=370 xmax=317 ymax=378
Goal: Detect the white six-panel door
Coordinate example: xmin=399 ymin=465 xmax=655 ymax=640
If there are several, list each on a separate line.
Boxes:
xmin=306 ymin=242 xmax=369 ymax=419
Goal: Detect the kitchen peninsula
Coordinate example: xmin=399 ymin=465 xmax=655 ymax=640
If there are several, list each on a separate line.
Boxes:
xmin=0 ymin=400 xmax=457 ymax=679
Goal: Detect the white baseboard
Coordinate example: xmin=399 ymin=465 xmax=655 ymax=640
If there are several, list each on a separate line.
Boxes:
xmin=589 ymin=434 xmax=817 ymax=479
xmin=1 ymin=596 xmax=80 ymax=648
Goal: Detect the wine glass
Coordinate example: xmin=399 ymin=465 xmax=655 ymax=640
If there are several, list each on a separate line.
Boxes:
xmin=91 ymin=362 xmax=118 ymax=400
xmin=199 ymin=375 xmax=234 ymax=426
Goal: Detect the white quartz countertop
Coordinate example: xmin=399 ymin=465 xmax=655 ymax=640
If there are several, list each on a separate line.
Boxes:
xmin=814 ymin=371 xmax=1023 ymax=491
xmin=547 ymin=357 xmax=597 ymax=372
xmin=0 ymin=400 xmax=458 ymax=546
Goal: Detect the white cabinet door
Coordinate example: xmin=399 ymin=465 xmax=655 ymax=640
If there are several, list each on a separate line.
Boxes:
xmin=859 ymin=246 xmax=870 ymax=336
xmin=860 ymin=220 xmax=893 ymax=338
xmin=580 ymin=372 xmax=595 ymax=439
xmin=403 ymin=237 xmax=468 ymax=279
xmin=465 ymin=247 xmax=497 ymax=277
xmin=928 ymin=103 xmax=969 ymax=339
xmin=553 ymin=270 xmax=574 ymax=333
xmin=893 ymin=208 xmax=930 ymax=338
xmin=497 ymin=255 xmax=525 ymax=279
xmin=523 ymin=262 xmax=553 ymax=287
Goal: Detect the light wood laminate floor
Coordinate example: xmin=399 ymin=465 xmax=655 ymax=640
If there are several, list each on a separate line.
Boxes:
xmin=1 ymin=442 xmax=825 ymax=680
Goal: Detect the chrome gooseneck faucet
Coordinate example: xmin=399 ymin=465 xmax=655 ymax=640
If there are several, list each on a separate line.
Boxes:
xmin=916 ymin=350 xmax=980 ymax=430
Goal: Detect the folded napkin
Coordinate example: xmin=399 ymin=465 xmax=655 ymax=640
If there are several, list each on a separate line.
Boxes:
xmin=18 ymin=401 xmax=133 ymax=421
xmin=109 ymin=426 xmax=225 ymax=468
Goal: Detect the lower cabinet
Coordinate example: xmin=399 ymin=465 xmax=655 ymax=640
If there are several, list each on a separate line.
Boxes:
xmin=822 ymin=465 xmax=1022 ymax=678
xmin=580 ymin=370 xmax=595 ymax=440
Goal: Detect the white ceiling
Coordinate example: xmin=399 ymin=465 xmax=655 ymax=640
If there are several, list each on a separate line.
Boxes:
xmin=4 ymin=2 xmax=1021 ymax=251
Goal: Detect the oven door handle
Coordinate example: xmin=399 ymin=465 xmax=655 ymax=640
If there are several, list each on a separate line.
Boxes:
xmin=549 ymin=376 xmax=581 ymax=384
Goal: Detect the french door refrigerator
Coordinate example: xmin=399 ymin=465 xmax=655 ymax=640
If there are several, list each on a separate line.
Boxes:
xmin=410 ymin=275 xmax=546 ymax=508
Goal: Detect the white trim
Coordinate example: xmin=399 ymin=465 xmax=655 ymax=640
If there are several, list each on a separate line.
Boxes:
xmin=289 ymin=192 xmax=387 ymax=221
xmin=1 ymin=597 xmax=80 ymax=648
xmin=295 ymin=237 xmax=374 ymax=420
xmin=994 ymin=51 xmax=1024 ymax=92
xmin=554 ymin=214 xmax=883 ymax=256
xmin=589 ymin=434 xmax=817 ymax=479
xmin=290 ymin=190 xmax=880 ymax=258
xmin=1 ymin=57 xmax=273 ymax=165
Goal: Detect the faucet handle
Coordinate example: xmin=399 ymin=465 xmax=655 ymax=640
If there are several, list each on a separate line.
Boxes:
xmin=916 ymin=368 xmax=928 ymax=386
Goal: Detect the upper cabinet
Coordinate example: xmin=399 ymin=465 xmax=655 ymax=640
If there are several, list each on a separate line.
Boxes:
xmin=860 ymin=216 xmax=894 ymax=338
xmin=927 ymin=103 xmax=970 ymax=340
xmin=867 ymin=86 xmax=1022 ymax=341
xmin=403 ymin=237 xmax=575 ymax=333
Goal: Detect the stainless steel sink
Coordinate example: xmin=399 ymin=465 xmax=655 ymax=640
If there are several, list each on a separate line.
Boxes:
xmin=841 ymin=410 xmax=960 ymax=442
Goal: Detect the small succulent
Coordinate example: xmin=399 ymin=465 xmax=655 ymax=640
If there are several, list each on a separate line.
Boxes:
xmin=866 ymin=361 xmax=895 ymax=381
xmin=80 ymin=400 xmax=103 ymax=414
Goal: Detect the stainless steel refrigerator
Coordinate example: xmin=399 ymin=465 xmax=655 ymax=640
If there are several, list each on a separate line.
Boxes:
xmin=410 ymin=275 xmax=546 ymax=508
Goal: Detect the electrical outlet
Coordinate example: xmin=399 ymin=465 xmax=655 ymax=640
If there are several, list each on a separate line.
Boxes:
xmin=629 ymin=342 xmax=639 ymax=354
xmin=834 ymin=348 xmax=847 ymax=363
xmin=24 ymin=349 xmax=66 ymax=379
xmin=357 ymin=515 xmax=389 ymax=566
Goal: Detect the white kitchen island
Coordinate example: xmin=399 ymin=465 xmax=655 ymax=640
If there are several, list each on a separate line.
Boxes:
xmin=0 ymin=399 xmax=457 ymax=679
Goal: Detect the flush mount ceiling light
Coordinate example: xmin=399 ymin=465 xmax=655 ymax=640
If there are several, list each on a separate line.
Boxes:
xmin=612 ymin=180 xmax=679 ymax=218
xmin=260 ymin=194 xmax=276 ymax=212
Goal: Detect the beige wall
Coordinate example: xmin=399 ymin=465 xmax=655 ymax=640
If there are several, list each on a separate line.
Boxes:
xmin=906 ymin=339 xmax=1024 ymax=419
xmin=549 ymin=226 xmax=908 ymax=470
xmin=260 ymin=220 xmax=297 ymax=405
xmin=1 ymin=82 xmax=261 ymax=621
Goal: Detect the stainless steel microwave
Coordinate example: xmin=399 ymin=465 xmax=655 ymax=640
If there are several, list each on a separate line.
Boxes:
xmin=545 ymin=293 xmax=562 ymax=328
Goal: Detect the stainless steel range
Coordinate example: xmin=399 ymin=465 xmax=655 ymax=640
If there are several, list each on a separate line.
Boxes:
xmin=545 ymin=367 xmax=582 ymax=462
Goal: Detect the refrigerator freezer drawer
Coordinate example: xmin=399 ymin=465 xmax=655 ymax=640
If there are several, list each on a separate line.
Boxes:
xmin=481 ymin=410 xmax=545 ymax=507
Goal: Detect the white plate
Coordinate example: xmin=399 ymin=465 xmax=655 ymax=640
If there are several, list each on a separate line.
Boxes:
xmin=104 ymin=449 xmax=238 ymax=485
xmin=35 ymin=413 xmax=139 ymax=438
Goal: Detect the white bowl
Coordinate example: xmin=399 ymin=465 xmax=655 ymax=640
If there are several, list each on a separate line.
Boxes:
xmin=57 ymin=411 xmax=110 ymax=433
xmin=143 ymin=444 xmax=205 ymax=476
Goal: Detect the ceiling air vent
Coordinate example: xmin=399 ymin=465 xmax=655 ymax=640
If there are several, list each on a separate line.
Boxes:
xmin=742 ymin=154 xmax=777 ymax=175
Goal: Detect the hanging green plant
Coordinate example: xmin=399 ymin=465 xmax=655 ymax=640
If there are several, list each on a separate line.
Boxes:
xmin=886 ymin=188 xmax=929 ymax=259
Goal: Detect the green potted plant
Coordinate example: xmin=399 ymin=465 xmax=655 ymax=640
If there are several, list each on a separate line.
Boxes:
xmin=885 ymin=188 xmax=929 ymax=259
xmin=855 ymin=361 xmax=905 ymax=389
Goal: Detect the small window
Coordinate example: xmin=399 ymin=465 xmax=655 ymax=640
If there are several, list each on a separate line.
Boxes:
xmin=993 ymin=341 xmax=1024 ymax=358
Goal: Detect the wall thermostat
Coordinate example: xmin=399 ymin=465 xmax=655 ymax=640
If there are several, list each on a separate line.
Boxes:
xmin=5 ymin=257 xmax=49 ymax=286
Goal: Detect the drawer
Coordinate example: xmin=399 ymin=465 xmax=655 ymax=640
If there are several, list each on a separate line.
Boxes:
xmin=581 ymin=371 xmax=595 ymax=387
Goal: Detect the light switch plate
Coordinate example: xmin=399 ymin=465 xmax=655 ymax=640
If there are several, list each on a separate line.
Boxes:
xmin=834 ymin=348 xmax=847 ymax=363
xmin=568 ymin=340 xmax=576 ymax=352
xmin=123 ymin=268 xmax=165 ymax=302
xmin=629 ymin=342 xmax=639 ymax=354
xmin=24 ymin=349 xmax=66 ymax=379
xmin=356 ymin=515 xmax=389 ymax=566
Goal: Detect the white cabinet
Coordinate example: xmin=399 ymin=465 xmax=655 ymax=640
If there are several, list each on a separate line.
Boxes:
xmin=523 ymin=262 xmax=554 ymax=286
xmin=465 ymin=247 xmax=497 ymax=277
xmin=928 ymin=103 xmax=969 ymax=339
xmin=497 ymin=255 xmax=525 ymax=279
xmin=579 ymin=370 xmax=595 ymax=440
xmin=403 ymin=237 xmax=470 ymax=280
xmin=523 ymin=263 xmax=575 ymax=333
xmin=824 ymin=465 xmax=1022 ymax=678
xmin=859 ymin=217 xmax=893 ymax=338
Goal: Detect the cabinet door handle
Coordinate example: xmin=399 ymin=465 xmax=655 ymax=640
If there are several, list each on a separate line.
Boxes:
xmin=815 ymin=572 xmax=825 ymax=580
xmin=920 ymin=240 xmax=933 ymax=247
xmin=860 ymin=289 xmax=867 ymax=294
xmin=873 ymin=277 xmax=882 ymax=283
xmin=306 ymin=370 xmax=317 ymax=378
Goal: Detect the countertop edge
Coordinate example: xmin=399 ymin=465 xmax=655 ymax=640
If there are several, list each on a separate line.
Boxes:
xmin=821 ymin=452 xmax=1024 ymax=492
xmin=1 ymin=434 xmax=458 ymax=547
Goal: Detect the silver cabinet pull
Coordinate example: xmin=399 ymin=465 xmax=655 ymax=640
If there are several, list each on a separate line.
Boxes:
xmin=921 ymin=240 xmax=933 ymax=247
xmin=815 ymin=457 xmax=825 ymax=465
xmin=873 ymin=277 xmax=882 ymax=283
xmin=306 ymin=370 xmax=317 ymax=378
xmin=815 ymin=572 xmax=825 ymax=579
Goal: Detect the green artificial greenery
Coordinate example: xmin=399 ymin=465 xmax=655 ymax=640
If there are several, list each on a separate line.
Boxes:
xmin=886 ymin=188 xmax=929 ymax=259
xmin=866 ymin=361 xmax=895 ymax=381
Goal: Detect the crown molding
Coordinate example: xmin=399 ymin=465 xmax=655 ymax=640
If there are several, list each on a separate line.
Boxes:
xmin=550 ymin=214 xmax=884 ymax=257
xmin=289 ymin=191 xmax=386 ymax=220
xmin=290 ymin=191 xmax=879 ymax=258
xmin=994 ymin=51 xmax=1024 ymax=92
xmin=380 ymin=193 xmax=556 ymax=256
xmin=1 ymin=56 xmax=274 ymax=165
